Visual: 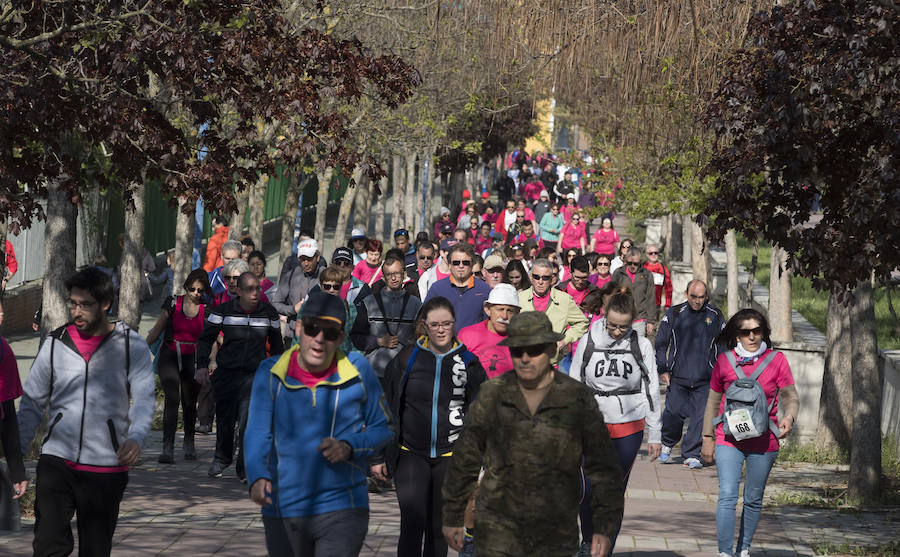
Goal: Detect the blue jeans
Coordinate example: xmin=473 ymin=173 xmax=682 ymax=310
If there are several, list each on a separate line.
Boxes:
xmin=715 ymin=444 xmax=778 ymax=555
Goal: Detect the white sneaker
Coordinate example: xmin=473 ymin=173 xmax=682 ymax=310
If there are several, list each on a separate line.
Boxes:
xmin=718 ymin=552 xmax=732 ymax=557
xmin=740 ymin=550 xmax=750 ymax=557
xmin=683 ymin=457 xmax=703 ymax=469
xmin=658 ymin=445 xmax=673 ymax=463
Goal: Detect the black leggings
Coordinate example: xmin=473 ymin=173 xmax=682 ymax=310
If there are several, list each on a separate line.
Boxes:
xmin=394 ymin=451 xmax=451 ymax=557
xmin=157 ymin=345 xmax=200 ymax=439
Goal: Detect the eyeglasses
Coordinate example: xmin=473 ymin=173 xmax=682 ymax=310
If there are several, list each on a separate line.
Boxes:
xmin=320 ymin=283 xmax=340 ymax=291
xmin=426 ymin=320 xmax=455 ymax=331
xmin=450 ymin=259 xmax=472 ymax=267
xmin=606 ymin=322 xmax=631 ymax=332
xmin=66 ymin=299 xmax=98 ymax=311
xmin=303 ymin=322 xmax=342 ymax=341
xmin=531 ymin=273 xmax=552 ymax=282
xmin=737 ymin=327 xmax=763 ymax=338
xmin=384 ymin=271 xmax=405 ymax=279
xmin=509 ymin=345 xmax=548 ymax=358
xmin=187 ymin=287 xmax=205 ymax=293
xmin=227 ymin=275 xmax=241 ymax=282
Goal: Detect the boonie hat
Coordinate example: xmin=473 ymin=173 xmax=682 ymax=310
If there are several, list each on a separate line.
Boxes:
xmin=331 ymin=247 xmax=353 ymax=263
xmin=497 ymin=312 xmax=564 ymax=347
xmin=486 ymin=283 xmax=520 ymax=308
xmin=483 ymin=254 xmax=505 ymax=271
xmin=297 ymin=239 xmax=318 ymax=258
xmin=301 ymin=292 xmax=347 ymax=326
xmin=350 ymin=228 xmax=366 ymax=240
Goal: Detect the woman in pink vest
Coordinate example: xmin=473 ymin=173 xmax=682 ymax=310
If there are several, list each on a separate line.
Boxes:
xmin=146 ymin=268 xmax=210 ymax=464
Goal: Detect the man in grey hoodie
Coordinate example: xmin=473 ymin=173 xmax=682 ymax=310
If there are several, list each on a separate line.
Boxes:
xmin=18 ymin=267 xmax=155 ymax=557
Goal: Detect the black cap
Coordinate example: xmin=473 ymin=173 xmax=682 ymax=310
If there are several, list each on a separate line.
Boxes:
xmin=332 ymin=247 xmax=353 ymax=264
xmin=300 ymin=292 xmax=347 ymax=326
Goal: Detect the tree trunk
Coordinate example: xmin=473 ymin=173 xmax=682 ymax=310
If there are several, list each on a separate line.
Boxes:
xmin=230 ymin=185 xmax=250 ymax=240
xmin=41 ymin=179 xmax=78 ymax=336
xmin=667 ymin=214 xmax=682 ymax=263
xmin=420 ymin=148 xmax=435 ymax=235
xmin=390 ymin=155 xmax=403 ymax=236
xmin=816 ymin=290 xmax=853 ymax=457
xmin=173 ymin=197 xmax=194 ymax=295
xmin=119 ymin=181 xmax=146 ymax=330
xmin=248 ymin=172 xmax=268 ymax=246
xmin=404 ymin=152 xmax=416 ymax=235
xmin=440 ymin=172 xmax=450 ymax=215
xmin=77 ymin=182 xmax=106 ymax=266
xmin=352 ymin=174 xmax=371 ymax=230
xmin=374 ymin=172 xmax=387 ymax=241
xmin=690 ymin=220 xmax=711 ymax=286
xmin=314 ymin=168 xmax=333 ymax=248
xmin=363 ymin=175 xmax=374 ymax=234
xmin=768 ymin=245 xmax=793 ymax=342
xmin=334 ymin=167 xmax=364 ymax=250
xmin=279 ymin=171 xmax=303 ymax=267
xmin=745 ymin=239 xmax=759 ymax=303
xmin=847 ymin=280 xmax=882 ymax=505
xmin=681 ymin=214 xmax=693 ymax=264
xmin=725 ymin=230 xmax=739 ymax=317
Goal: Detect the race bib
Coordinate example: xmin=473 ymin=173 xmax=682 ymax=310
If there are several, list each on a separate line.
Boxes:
xmin=725 ymin=408 xmax=759 ymax=441
xmin=652 ymin=272 xmax=664 ymax=286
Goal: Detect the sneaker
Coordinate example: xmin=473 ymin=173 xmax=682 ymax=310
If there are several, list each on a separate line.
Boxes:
xmin=740 ymin=550 xmax=750 ymax=557
xmin=574 ymin=541 xmax=591 ymax=557
xmin=197 ymin=423 xmax=213 ymax=435
xmin=684 ymin=457 xmax=703 ymax=469
xmin=208 ymin=461 xmax=226 ymax=478
xmin=718 ymin=553 xmax=732 ymax=557
xmin=658 ymin=445 xmax=673 ymax=463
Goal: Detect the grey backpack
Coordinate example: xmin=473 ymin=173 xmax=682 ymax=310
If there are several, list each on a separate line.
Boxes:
xmin=713 ymin=350 xmax=780 ymax=441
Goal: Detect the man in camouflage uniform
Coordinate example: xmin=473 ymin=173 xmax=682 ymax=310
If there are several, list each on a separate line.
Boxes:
xmin=442 ymin=312 xmax=624 ymax=557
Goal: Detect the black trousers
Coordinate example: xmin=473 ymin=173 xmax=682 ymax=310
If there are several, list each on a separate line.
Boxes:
xmin=210 ymin=369 xmax=254 ymax=469
xmin=394 ymin=451 xmax=451 ymax=557
xmin=157 ymin=345 xmax=200 ymax=439
xmin=33 ymin=454 xmax=128 ymax=557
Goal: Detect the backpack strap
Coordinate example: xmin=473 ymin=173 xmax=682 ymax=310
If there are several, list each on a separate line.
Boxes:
xmin=579 ymin=327 xmax=596 ymax=384
xmin=629 ymin=331 xmax=654 ymax=412
xmin=48 ymin=334 xmax=56 ymax=402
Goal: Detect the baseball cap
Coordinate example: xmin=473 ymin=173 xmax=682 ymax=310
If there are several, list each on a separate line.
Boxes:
xmin=350 ymin=228 xmax=366 ymax=240
xmin=439 ymin=239 xmax=459 ymax=251
xmin=300 ymin=292 xmax=346 ymax=327
xmin=297 ymin=238 xmax=318 ymax=258
xmin=462 ymin=190 xmax=471 ymax=199
xmin=440 ymin=223 xmax=454 ymax=235
xmin=539 ymin=190 xmax=549 ymax=198
xmin=491 ymin=230 xmax=505 ymax=240
xmin=497 ymin=312 xmax=564 ymax=347
xmin=566 ymin=193 xmax=575 ymax=199
xmin=486 ymin=283 xmax=520 ymax=307
xmin=483 ymin=254 xmax=505 ymax=271
xmin=481 ymin=192 xmax=490 ymax=199
xmin=331 ymin=247 xmax=353 ymax=264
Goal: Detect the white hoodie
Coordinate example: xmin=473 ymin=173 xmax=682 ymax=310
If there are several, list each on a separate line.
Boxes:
xmin=569 ymin=318 xmax=662 ymax=443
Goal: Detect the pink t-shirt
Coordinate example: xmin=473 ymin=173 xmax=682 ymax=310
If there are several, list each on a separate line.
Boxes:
xmin=710 ymin=349 xmax=795 ymax=453
xmin=565 ymin=283 xmax=589 ymax=308
xmin=352 ymin=260 xmax=382 ymax=285
xmin=287 ymin=353 xmax=338 ymax=389
xmin=591 ymin=229 xmax=619 ymax=255
xmin=458 ymin=320 xmax=514 ymax=379
xmin=66 ymin=324 xmax=106 ymax=362
xmin=532 ymin=291 xmax=551 ymax=312
xmin=435 ymin=267 xmax=450 ymax=282
xmin=560 ymin=222 xmax=586 ymax=250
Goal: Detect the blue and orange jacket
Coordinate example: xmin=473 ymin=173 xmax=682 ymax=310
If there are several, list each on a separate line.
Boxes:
xmin=244 ymin=346 xmax=393 ymax=518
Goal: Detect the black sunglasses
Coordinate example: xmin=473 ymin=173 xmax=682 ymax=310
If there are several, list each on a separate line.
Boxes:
xmin=320 ymin=283 xmax=340 ymax=291
xmin=531 ymin=273 xmax=553 ymax=282
xmin=737 ymin=327 xmax=763 ymax=338
xmin=509 ymin=345 xmax=548 ymax=358
xmin=450 ymin=259 xmax=472 ymax=267
xmin=303 ymin=322 xmax=342 ymax=341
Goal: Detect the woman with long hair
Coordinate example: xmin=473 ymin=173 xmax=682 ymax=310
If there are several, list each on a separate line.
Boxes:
xmin=373 ymin=297 xmax=487 ymax=557
xmin=569 ymin=291 xmax=661 ymax=556
xmin=702 ymin=309 xmax=798 ymax=557
xmin=146 ymin=268 xmax=211 ymax=463
xmin=505 ymin=259 xmax=531 ymax=291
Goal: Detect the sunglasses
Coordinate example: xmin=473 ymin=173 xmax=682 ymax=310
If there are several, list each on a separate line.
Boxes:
xmin=647 ymin=251 xmax=659 ymax=255
xmin=737 ymin=327 xmax=763 ymax=338
xmin=187 ymin=287 xmax=205 ymax=293
xmin=303 ymin=322 xmax=342 ymax=341
xmin=320 ymin=283 xmax=340 ymax=291
xmin=597 ymin=262 xmax=610 ymax=267
xmin=626 ymin=261 xmax=641 ymax=267
xmin=334 ymin=259 xmax=352 ymax=267
xmin=226 ymin=275 xmax=241 ymax=282
xmin=509 ymin=345 xmax=548 ymax=358
xmin=450 ymin=259 xmax=472 ymax=267
xmin=531 ymin=273 xmax=553 ymax=282
xmin=418 ymin=255 xmax=434 ymax=260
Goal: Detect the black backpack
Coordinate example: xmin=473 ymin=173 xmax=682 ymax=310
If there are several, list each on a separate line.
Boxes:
xmin=579 ymin=329 xmax=654 ymax=412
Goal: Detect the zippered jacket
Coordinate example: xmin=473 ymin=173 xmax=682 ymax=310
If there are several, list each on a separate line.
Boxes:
xmin=378 ymin=339 xmax=486 ymax=470
xmin=197 ymin=299 xmax=284 ymax=372
xmin=654 ymin=302 xmax=725 ymax=386
xmin=350 ymin=289 xmax=422 ymax=376
xmin=18 ymin=323 xmax=155 ymax=466
xmin=244 ymin=347 xmax=393 ymax=518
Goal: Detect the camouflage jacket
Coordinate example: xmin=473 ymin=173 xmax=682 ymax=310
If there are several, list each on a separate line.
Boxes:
xmin=442 ymin=371 xmax=624 ymax=556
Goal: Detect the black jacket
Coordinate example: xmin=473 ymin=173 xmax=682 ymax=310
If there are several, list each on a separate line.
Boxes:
xmin=197 ymin=299 xmax=284 ymax=373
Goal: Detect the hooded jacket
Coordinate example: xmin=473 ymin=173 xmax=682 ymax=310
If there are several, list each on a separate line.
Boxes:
xmin=18 ymin=323 xmax=155 ymax=466
xmin=244 ymin=347 xmax=392 ymax=518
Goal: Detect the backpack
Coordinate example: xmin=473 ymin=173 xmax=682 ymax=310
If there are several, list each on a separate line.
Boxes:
xmin=579 ymin=329 xmax=654 ymax=412
xmin=712 ymin=350 xmax=780 ymax=441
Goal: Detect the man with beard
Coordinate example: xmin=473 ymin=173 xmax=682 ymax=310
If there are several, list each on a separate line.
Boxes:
xmin=18 ymin=268 xmax=155 ymax=556
xmin=457 ymin=284 xmax=520 ymax=379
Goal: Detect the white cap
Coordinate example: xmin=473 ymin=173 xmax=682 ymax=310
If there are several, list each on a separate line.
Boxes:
xmin=539 ymin=190 xmax=549 ymax=198
xmin=350 ymin=228 xmax=366 ymax=240
xmin=566 ymin=192 xmax=575 ymax=199
xmin=297 ymin=238 xmax=318 ymax=258
xmin=486 ymin=283 xmax=520 ymax=308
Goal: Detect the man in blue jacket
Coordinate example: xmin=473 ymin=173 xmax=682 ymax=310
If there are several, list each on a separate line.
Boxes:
xmin=245 ymin=292 xmax=392 ymax=555
xmin=424 ymin=243 xmax=491 ymax=330
xmin=654 ymin=280 xmax=725 ymax=469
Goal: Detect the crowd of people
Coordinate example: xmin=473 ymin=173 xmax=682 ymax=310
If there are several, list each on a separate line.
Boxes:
xmin=0 ymin=150 xmax=799 ymax=557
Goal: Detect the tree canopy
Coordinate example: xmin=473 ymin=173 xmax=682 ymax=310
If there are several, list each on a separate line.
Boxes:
xmin=703 ymin=0 xmax=899 ymax=293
